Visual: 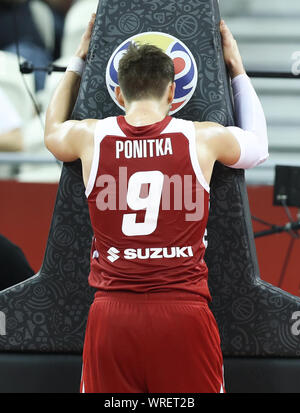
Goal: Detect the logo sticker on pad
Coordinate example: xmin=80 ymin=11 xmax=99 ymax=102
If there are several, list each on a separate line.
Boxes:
xmin=106 ymin=32 xmax=198 ymax=115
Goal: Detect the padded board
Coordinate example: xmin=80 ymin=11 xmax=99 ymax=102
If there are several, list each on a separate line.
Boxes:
xmin=0 ymin=0 xmax=300 ymax=358
xmin=1 ymin=354 xmax=300 ymax=393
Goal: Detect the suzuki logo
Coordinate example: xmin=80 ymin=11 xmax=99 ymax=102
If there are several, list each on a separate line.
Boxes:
xmin=106 ymin=246 xmax=193 ymax=263
xmin=107 ymin=247 xmax=120 ymax=263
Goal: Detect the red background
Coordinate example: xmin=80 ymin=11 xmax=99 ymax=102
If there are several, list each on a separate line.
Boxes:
xmin=0 ymin=181 xmax=299 ymax=297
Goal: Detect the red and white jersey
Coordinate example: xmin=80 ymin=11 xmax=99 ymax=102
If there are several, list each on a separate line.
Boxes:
xmin=86 ymin=115 xmax=211 ymax=301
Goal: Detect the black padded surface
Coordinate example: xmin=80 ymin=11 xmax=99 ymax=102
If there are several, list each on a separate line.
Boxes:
xmin=1 ymin=354 xmax=300 ymax=393
xmin=0 ymin=0 xmax=300 ymax=359
xmin=0 ymin=354 xmax=82 ymax=393
xmin=224 ymin=358 xmax=300 ymax=393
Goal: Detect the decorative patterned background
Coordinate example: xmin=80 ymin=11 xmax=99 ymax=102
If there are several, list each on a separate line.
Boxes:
xmin=0 ymin=0 xmax=300 ymax=356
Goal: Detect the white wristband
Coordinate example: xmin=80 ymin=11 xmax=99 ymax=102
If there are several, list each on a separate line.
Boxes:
xmin=66 ymin=56 xmax=85 ymax=77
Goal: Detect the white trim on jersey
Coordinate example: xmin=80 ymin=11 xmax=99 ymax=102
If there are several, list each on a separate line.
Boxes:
xmin=85 ymin=117 xmax=126 ymax=198
xmin=162 ymin=118 xmax=210 ymax=193
xmin=80 ymin=363 xmax=85 ymax=393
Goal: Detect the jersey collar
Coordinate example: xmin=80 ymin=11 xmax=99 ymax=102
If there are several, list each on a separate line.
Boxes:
xmin=117 ymin=115 xmax=173 ymax=137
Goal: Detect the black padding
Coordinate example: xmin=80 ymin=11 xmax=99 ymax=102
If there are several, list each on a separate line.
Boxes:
xmin=224 ymin=358 xmax=300 ymax=393
xmin=1 ymin=354 xmax=300 ymax=393
xmin=0 ymin=0 xmax=300 ymax=364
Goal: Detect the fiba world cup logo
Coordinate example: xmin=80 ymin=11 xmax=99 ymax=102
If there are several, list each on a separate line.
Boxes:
xmin=106 ymin=32 xmax=198 ymax=115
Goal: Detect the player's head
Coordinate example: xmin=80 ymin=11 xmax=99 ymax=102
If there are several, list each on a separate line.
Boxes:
xmin=116 ymin=42 xmax=175 ymax=108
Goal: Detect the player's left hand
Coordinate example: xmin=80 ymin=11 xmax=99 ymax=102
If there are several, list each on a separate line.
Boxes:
xmin=75 ymin=13 xmax=96 ymax=60
xmin=220 ymin=20 xmax=245 ymax=79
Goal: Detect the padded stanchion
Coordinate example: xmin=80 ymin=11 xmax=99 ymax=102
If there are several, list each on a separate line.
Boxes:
xmin=0 ymin=0 xmax=300 ymax=370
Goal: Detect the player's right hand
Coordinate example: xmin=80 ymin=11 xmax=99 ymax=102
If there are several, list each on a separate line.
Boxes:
xmin=220 ymin=20 xmax=245 ymax=79
xmin=75 ymin=13 xmax=96 ymax=61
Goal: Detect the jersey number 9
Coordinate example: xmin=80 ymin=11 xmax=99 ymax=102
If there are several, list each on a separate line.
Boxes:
xmin=122 ymin=171 xmax=164 ymax=236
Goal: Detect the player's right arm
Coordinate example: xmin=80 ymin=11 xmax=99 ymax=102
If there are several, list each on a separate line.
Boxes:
xmin=195 ymin=20 xmax=269 ymax=174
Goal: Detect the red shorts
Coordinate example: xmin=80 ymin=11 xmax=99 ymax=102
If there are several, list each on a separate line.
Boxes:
xmin=80 ymin=290 xmax=225 ymax=393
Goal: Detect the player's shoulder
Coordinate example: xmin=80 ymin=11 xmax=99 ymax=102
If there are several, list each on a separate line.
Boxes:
xmin=79 ymin=116 xmax=118 ymax=136
xmin=77 ymin=118 xmax=98 ymax=131
xmin=192 ymin=121 xmax=228 ymax=142
xmin=172 ymin=118 xmax=221 ymax=131
xmin=193 ymin=120 xmax=222 ymax=131
xmin=169 ymin=118 xmax=224 ymax=144
xmin=190 ymin=121 xmax=231 ymax=162
xmin=81 ymin=116 xmax=118 ymax=125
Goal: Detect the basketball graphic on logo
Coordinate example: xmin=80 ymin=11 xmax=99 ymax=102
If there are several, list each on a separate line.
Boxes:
xmin=106 ymin=32 xmax=198 ymax=115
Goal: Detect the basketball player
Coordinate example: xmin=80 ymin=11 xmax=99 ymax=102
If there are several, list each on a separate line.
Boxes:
xmin=44 ymin=15 xmax=269 ymax=393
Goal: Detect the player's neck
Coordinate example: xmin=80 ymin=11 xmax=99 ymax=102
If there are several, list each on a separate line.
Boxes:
xmin=124 ymin=100 xmax=169 ymax=127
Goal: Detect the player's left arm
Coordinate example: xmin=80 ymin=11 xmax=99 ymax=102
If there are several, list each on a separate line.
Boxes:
xmin=44 ymin=13 xmax=97 ymax=162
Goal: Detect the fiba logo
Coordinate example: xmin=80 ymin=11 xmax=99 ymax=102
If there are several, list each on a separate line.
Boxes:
xmin=106 ymin=32 xmax=198 ymax=115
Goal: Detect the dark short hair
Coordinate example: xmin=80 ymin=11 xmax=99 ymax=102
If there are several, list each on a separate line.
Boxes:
xmin=118 ymin=42 xmax=175 ymax=102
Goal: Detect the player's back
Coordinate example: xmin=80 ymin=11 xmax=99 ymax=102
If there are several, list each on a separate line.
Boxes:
xmin=86 ymin=115 xmax=211 ymax=301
